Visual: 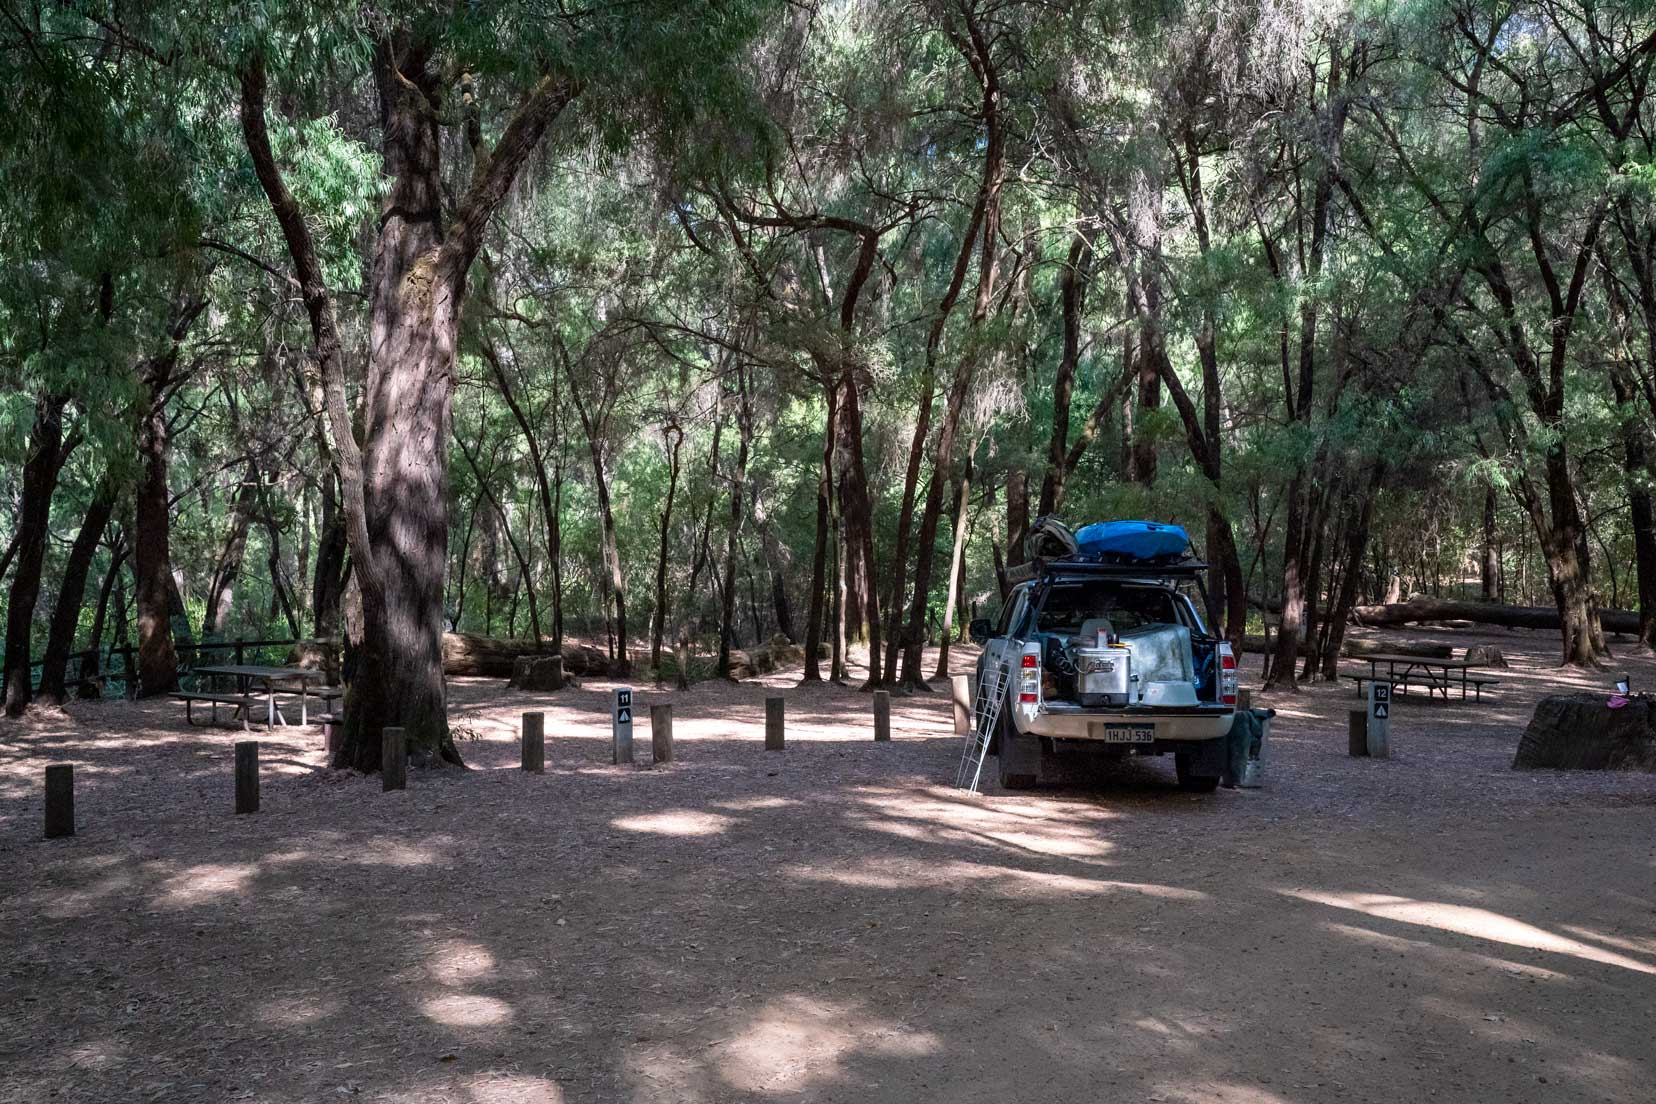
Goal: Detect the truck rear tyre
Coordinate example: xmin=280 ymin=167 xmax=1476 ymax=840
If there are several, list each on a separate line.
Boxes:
xmin=1175 ymin=751 xmax=1221 ymax=793
xmin=996 ymin=705 xmax=1040 ymax=790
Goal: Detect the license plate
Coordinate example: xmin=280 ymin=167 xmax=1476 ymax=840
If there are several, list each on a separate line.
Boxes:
xmin=1097 ymin=723 xmax=1155 ymax=744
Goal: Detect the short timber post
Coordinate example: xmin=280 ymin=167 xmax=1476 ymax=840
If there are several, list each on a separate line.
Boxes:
xmin=1347 ymin=709 xmax=1368 ymax=757
xmin=651 ymin=704 xmax=673 ymax=765
xmin=765 ymin=696 xmax=785 ymax=750
xmin=613 ymin=687 xmax=635 ymax=765
xmin=522 ymin=712 xmax=545 ymax=773
xmin=951 ymin=675 xmax=972 ymax=735
xmin=1237 ymin=689 xmax=1253 ymax=711
xmin=382 ymin=726 xmax=407 ymax=791
xmin=873 ymin=690 xmax=891 ymax=742
xmin=44 ymin=764 xmax=74 ymax=839
xmin=234 ymin=741 xmax=260 ymax=814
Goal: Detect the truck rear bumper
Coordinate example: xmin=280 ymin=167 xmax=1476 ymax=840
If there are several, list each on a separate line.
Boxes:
xmin=1018 ymin=701 xmax=1235 ymax=743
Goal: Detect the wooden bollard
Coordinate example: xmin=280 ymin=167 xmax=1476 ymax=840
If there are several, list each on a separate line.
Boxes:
xmin=1348 ymin=709 xmax=1369 ymax=757
xmin=1237 ymin=689 xmax=1253 ymax=711
xmin=651 ymin=704 xmax=674 ymax=765
xmin=382 ymin=726 xmax=407 ymax=791
xmin=873 ymin=690 xmax=891 ymax=742
xmin=234 ymin=741 xmax=260 ymax=814
xmin=765 ymin=697 xmax=785 ymax=750
xmin=44 ymin=764 xmax=74 ymax=839
xmin=950 ymin=675 xmax=972 ymax=734
xmin=521 ymin=712 xmax=545 ymax=773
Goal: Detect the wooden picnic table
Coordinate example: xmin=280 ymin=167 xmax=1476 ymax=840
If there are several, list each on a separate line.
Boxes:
xmin=194 ymin=664 xmax=324 ymax=729
xmin=1346 ymin=653 xmax=1499 ymax=702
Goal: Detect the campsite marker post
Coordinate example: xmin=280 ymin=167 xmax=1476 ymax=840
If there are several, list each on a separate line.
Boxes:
xmin=613 ymin=688 xmax=634 ymax=765
xmin=1366 ymin=681 xmax=1391 ymax=759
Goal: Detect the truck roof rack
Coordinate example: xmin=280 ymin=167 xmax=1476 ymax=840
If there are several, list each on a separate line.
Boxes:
xmin=1005 ymin=555 xmax=1210 ymax=586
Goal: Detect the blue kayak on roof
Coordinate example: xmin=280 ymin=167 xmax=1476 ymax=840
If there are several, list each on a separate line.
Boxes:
xmin=1074 ymin=520 xmax=1190 ymax=563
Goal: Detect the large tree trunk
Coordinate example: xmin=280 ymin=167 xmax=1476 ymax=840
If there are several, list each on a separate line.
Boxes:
xmin=133 ymin=348 xmax=188 ymax=699
xmin=240 ymin=48 xmax=577 ymax=770
xmin=38 ymin=482 xmax=117 ymax=705
xmin=1 ymin=395 xmax=70 ymax=715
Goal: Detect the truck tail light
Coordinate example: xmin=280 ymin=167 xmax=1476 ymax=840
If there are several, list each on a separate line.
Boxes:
xmin=1218 ymin=642 xmax=1239 ymax=706
xmin=1019 ymin=649 xmax=1041 ymax=704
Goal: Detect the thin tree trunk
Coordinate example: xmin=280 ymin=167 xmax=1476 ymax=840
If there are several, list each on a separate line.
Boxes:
xmin=651 ymin=423 xmax=684 ymax=670
xmin=718 ymin=366 xmax=753 ymax=678
xmin=40 ymin=481 xmax=118 ymax=703
xmin=934 ymin=456 xmax=973 ymax=679
xmin=802 ymin=378 xmax=838 ymax=681
xmin=201 ymin=472 xmax=259 ymax=638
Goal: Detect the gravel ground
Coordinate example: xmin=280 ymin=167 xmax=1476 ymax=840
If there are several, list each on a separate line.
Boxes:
xmin=1 ymin=626 xmax=1653 ymax=1104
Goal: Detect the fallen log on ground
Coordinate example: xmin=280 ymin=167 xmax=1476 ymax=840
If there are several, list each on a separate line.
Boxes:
xmin=1238 ymin=635 xmax=1449 ymax=659
xmin=442 ymin=632 xmax=613 ymax=678
xmin=1349 ymin=598 xmax=1640 ymax=635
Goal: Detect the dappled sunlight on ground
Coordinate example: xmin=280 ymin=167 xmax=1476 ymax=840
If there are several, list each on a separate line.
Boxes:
xmin=611 ymin=810 xmax=735 ymax=836
xmin=715 ymin=995 xmax=940 ymax=1094
xmin=1287 ymin=890 xmax=1656 ymax=975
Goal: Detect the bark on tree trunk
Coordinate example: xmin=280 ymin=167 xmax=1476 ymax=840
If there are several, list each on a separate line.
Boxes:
xmin=133 ymin=342 xmax=192 ymax=699
xmin=312 ymin=469 xmax=347 ymax=640
xmin=2 ymin=395 xmax=70 ymax=715
xmin=38 ymin=482 xmax=117 ymax=705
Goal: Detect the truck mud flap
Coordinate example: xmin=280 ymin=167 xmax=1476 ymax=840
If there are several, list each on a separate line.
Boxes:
xmin=1172 ymin=735 xmax=1226 ymax=777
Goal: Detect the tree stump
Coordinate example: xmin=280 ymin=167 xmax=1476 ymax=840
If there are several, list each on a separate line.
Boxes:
xmin=1513 ymin=693 xmax=1656 ymax=771
xmin=510 ymin=655 xmax=566 ymax=692
xmin=1464 ymin=644 xmax=1508 ymax=668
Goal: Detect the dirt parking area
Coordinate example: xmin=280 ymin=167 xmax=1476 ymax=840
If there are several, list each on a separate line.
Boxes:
xmin=2 ymin=628 xmax=1654 ymax=1104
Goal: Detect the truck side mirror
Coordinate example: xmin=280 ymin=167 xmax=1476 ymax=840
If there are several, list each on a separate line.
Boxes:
xmin=968 ymin=618 xmax=992 ymax=644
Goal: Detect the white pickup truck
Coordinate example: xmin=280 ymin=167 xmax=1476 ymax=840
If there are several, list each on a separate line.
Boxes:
xmin=969 ymin=550 xmax=1238 ymax=792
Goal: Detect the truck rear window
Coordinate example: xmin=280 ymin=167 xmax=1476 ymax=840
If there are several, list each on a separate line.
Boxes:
xmin=1032 ymin=582 xmax=1183 ymax=638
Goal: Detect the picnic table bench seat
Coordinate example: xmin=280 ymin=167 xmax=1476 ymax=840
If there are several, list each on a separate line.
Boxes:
xmin=171 ymin=690 xmax=253 ymax=729
xmin=1342 ymin=671 xmax=1502 ymax=702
